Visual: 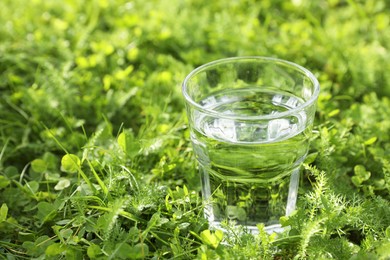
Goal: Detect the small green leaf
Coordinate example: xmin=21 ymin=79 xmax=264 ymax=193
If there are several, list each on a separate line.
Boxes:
xmin=31 ymin=159 xmax=48 ymax=173
xmin=22 ymin=235 xmax=52 ymax=256
xmin=214 ymin=229 xmax=223 ymax=242
xmin=42 ymin=152 xmax=59 ymax=169
xmin=289 ymin=228 xmax=300 ymax=236
xmin=0 ymin=203 xmax=8 ymax=222
xmin=128 ymin=227 xmax=140 ymax=243
xmin=25 ymin=181 xmax=39 ymax=193
xmin=37 ymin=202 xmax=57 ymax=223
xmin=351 ymin=176 xmax=362 ymax=187
xmin=364 ymin=136 xmax=377 ymax=145
xmin=114 ymin=243 xmax=132 ymax=259
xmin=118 ymin=130 xmax=140 ymax=158
xmin=4 ymin=166 xmax=18 ymax=179
xmin=328 ymin=109 xmax=340 ymax=117
xmin=87 ymin=244 xmax=102 ymax=259
xmin=45 ymin=243 xmax=66 ymax=256
xmin=59 ymin=228 xmax=73 ymax=240
xmin=147 ymin=212 xmax=160 ymax=228
xmin=354 ymin=165 xmax=370 ymax=181
xmin=304 ymin=152 xmax=318 ymax=164
xmin=0 ymin=176 xmax=11 ymax=189
xmin=386 ymin=226 xmax=390 ymax=238
xmin=200 ymin=229 xmax=224 ymax=249
xmin=128 ymin=243 xmax=149 ymax=259
xmin=279 ymin=216 xmax=289 ymax=227
xmin=61 ymin=154 xmax=81 ymax=173
xmin=117 ymin=132 xmax=126 ymax=150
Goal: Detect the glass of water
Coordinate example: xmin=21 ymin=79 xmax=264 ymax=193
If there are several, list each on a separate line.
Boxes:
xmin=182 ymin=57 xmax=320 ymax=233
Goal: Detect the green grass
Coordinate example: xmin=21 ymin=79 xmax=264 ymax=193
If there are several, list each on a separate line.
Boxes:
xmin=1 ymin=0 xmax=390 ymax=258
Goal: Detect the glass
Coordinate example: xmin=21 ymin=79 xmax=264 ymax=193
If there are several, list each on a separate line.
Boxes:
xmin=182 ymin=56 xmax=320 ymax=233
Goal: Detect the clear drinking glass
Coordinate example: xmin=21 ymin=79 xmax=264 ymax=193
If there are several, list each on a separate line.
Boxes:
xmin=182 ymin=57 xmax=320 ymax=233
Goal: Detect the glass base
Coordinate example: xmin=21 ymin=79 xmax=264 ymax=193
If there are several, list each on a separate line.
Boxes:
xmin=208 ymin=221 xmax=285 ymax=234
xmin=202 ymin=169 xmax=300 ymax=235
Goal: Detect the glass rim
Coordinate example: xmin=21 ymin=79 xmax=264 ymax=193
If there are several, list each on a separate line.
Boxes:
xmin=182 ymin=56 xmax=320 ymax=120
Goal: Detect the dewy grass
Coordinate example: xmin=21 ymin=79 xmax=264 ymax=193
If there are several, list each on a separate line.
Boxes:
xmin=1 ymin=0 xmax=390 ymax=258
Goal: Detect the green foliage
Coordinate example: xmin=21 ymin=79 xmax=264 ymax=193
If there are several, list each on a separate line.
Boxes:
xmin=1 ymin=0 xmax=390 ymax=258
